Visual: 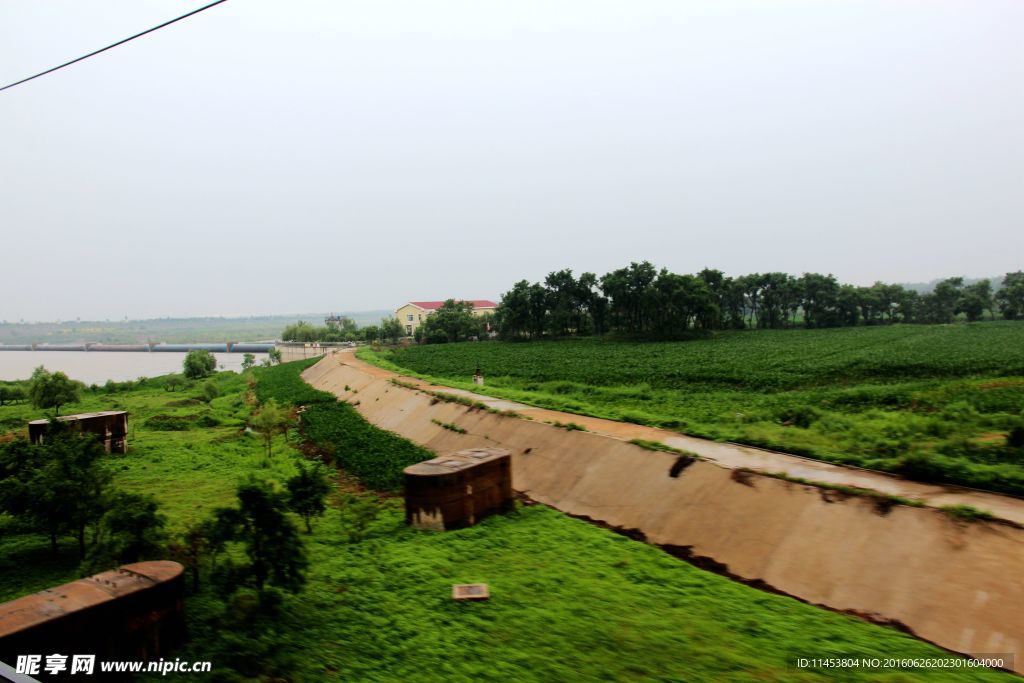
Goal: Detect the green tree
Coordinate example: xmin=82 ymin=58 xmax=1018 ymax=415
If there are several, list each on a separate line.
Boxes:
xmin=476 ymin=312 xmax=497 ymax=338
xmin=281 ymin=321 xmax=319 ymax=342
xmin=420 ymin=299 xmax=479 ymax=343
xmin=495 ymin=280 xmax=534 ymax=339
xmin=268 ymin=348 xmax=282 ymax=365
xmin=28 ymin=366 xmax=80 ymax=417
xmin=162 ymin=374 xmax=186 ymax=391
xmin=380 ymin=317 xmax=404 ymax=344
xmin=601 ymin=262 xmax=658 ymax=333
xmin=0 ymin=425 xmax=110 ymax=557
xmin=362 ymin=325 xmax=381 ymax=343
xmin=338 ymin=493 xmax=381 ymax=542
xmin=921 ymin=277 xmax=963 ymax=323
xmin=958 ymin=280 xmax=993 ymax=322
xmin=85 ymin=491 xmax=166 ymax=569
xmin=203 ymin=380 xmax=221 ymax=402
xmin=996 ymin=271 xmax=1024 ymax=320
xmin=212 ymin=481 xmax=308 ymax=593
xmin=798 ymin=273 xmax=842 ymax=328
xmin=241 ymin=353 xmax=256 ymax=371
xmin=183 ymin=349 xmax=217 ymax=379
xmin=286 ymin=463 xmax=331 ymax=533
xmin=250 ymin=399 xmax=287 ymax=458
xmin=0 ymin=385 xmax=26 ymax=406
xmin=168 ymin=520 xmax=217 ymax=591
xmin=282 ymin=320 xmax=358 ymax=343
xmin=326 ymin=315 xmax=358 ymax=334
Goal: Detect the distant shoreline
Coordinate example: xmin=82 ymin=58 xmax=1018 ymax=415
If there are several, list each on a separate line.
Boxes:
xmin=0 ymin=349 xmax=270 ymax=384
xmin=0 ymin=342 xmax=275 ymax=353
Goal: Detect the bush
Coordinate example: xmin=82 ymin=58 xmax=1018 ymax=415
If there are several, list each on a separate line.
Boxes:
xmin=774 ymin=405 xmax=820 ymax=428
xmin=0 ymin=385 xmax=26 ymax=406
xmin=163 ymin=374 xmax=187 ymax=392
xmin=941 ymin=504 xmax=995 ymax=523
xmin=203 ymin=380 xmax=221 ymax=402
xmin=197 ymin=414 xmax=222 ymax=428
xmin=146 ymin=414 xmax=198 ymax=431
xmin=184 ymin=350 xmax=217 ymax=380
xmin=338 ymin=493 xmax=382 ymax=542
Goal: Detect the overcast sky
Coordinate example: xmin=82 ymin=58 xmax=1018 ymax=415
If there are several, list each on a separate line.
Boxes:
xmin=2 ymin=0 xmax=1022 ymax=321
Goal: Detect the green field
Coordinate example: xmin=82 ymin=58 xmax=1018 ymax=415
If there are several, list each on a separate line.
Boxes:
xmin=365 ymin=322 xmax=1024 ymax=496
xmin=0 ymin=360 xmax=1016 ymax=681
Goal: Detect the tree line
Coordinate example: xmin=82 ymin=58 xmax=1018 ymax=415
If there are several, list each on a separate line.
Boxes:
xmin=491 ymin=265 xmax=1024 ymax=340
xmin=281 ymin=316 xmax=404 ymax=344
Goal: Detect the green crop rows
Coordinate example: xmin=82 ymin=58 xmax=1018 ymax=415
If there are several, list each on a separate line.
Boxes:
xmin=255 ymin=358 xmax=431 ymax=490
xmin=368 ymin=322 xmax=1024 ymax=495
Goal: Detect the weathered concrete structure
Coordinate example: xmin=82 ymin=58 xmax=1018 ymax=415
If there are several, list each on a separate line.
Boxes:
xmin=405 ymin=447 xmax=513 ymax=530
xmin=0 ymin=561 xmax=185 ymax=669
xmin=28 ymin=411 xmax=128 ymax=454
xmin=303 ymin=353 xmax=1024 ymax=673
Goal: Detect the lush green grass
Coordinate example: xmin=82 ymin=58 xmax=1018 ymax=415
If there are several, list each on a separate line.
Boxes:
xmin=365 ymin=322 xmax=1024 ymax=496
xmin=0 ymin=361 xmax=1016 ymax=681
xmin=253 ymin=356 xmax=329 ymax=406
xmin=174 ymin=503 xmax=1016 ymax=682
xmin=253 ymin=357 xmax=433 ymax=489
xmin=302 ymin=402 xmax=433 ymax=490
xmin=0 ymin=371 xmax=279 ymax=600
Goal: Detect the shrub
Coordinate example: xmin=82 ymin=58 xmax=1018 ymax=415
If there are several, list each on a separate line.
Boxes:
xmin=941 ymin=505 xmax=995 ymax=523
xmin=203 ymin=381 xmax=221 ymax=402
xmin=184 ymin=350 xmax=217 ymax=380
xmin=145 ymin=414 xmax=197 ymax=431
xmin=774 ymin=405 xmax=820 ymax=428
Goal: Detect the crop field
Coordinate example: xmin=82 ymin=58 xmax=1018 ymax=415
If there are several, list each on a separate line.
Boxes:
xmin=0 ymin=360 xmax=1014 ymax=680
xmin=365 ymin=321 xmax=1024 ymax=496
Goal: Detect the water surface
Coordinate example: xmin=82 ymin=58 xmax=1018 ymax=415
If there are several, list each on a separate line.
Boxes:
xmin=0 ymin=351 xmax=268 ymax=385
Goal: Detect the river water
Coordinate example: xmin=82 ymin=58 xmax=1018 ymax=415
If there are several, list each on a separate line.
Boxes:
xmin=0 ymin=351 xmax=269 ymax=385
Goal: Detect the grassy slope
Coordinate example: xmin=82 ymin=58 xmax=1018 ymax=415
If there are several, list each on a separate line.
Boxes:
xmin=365 ymin=322 xmax=1024 ymax=495
xmin=0 ymin=361 xmax=1013 ymax=681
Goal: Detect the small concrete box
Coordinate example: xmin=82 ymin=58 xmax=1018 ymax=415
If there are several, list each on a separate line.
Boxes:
xmin=404 ymin=448 xmax=513 ymax=530
xmin=28 ymin=411 xmax=128 ymax=454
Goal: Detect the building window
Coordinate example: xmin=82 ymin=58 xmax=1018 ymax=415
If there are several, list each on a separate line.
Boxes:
xmin=406 ymin=325 xmax=412 ymax=334
xmin=418 ymin=314 xmax=422 ymax=321
xmin=407 ymin=314 xmax=413 ymax=321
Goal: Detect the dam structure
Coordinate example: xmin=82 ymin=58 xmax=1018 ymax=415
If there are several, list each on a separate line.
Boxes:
xmin=303 ymin=350 xmax=1024 ymax=674
xmin=0 ymin=342 xmax=276 ymax=352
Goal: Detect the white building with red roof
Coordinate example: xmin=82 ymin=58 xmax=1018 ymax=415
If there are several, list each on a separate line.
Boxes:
xmin=395 ymin=300 xmax=498 ymax=336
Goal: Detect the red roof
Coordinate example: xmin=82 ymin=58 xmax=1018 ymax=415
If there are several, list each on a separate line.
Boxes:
xmin=409 ymin=300 xmax=497 ymax=311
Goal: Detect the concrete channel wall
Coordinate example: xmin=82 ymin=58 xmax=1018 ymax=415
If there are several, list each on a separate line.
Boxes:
xmin=302 ymin=355 xmax=1024 ymax=672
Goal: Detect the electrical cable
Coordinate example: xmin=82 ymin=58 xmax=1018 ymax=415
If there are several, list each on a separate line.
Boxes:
xmin=0 ymin=0 xmax=230 ymax=93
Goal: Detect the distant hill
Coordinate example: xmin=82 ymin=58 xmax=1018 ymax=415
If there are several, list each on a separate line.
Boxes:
xmin=0 ymin=311 xmax=393 ymax=345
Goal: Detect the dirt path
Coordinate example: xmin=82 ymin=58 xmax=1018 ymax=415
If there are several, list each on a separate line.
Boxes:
xmin=336 ymin=349 xmax=1024 ymax=525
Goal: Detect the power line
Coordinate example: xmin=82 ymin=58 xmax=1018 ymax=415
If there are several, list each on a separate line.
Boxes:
xmin=0 ymin=0 xmax=230 ymax=93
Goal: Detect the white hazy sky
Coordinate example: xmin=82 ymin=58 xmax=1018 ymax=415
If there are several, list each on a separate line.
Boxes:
xmin=2 ymin=0 xmax=1022 ymax=321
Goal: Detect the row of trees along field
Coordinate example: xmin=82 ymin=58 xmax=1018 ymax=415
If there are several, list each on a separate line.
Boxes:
xmin=493 ymin=265 xmax=1024 ymax=340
